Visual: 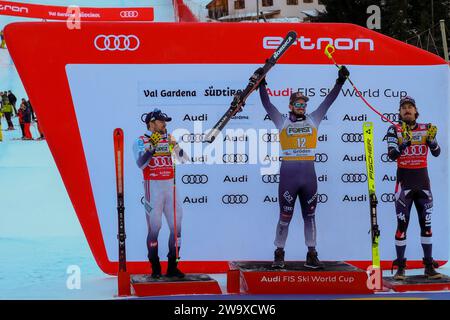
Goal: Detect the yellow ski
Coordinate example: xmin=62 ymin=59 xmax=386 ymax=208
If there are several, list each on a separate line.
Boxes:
xmin=363 ymin=122 xmax=380 ymax=268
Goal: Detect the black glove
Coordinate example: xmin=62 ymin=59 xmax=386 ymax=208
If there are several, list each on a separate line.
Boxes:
xmin=337 ymin=65 xmax=350 ymax=84
xmin=252 ymin=67 xmax=267 ymax=87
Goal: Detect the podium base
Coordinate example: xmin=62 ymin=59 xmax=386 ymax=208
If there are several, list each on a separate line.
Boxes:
xmin=130 ymin=274 xmax=222 ymax=297
xmin=228 ymin=261 xmax=374 ymax=294
xmin=383 ymin=275 xmax=450 ymax=292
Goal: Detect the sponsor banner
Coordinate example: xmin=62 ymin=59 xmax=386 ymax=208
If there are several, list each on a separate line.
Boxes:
xmin=0 ymin=1 xmax=153 ymax=21
xmin=5 ymin=23 xmax=448 ymax=275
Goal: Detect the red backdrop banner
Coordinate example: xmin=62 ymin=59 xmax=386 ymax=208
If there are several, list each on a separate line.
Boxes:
xmin=4 ymin=22 xmax=447 ymax=275
xmin=0 ymin=1 xmax=153 ymax=21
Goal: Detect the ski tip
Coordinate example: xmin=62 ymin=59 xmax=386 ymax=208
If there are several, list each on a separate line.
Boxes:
xmin=287 ymin=30 xmax=298 ymax=40
xmin=362 ymin=122 xmax=374 ymax=129
xmin=114 ymin=128 xmax=124 ymax=137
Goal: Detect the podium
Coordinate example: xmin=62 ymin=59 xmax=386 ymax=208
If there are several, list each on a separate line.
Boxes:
xmin=383 ymin=275 xmax=450 ymax=292
xmin=130 ymin=274 xmax=222 ymax=297
xmin=227 ymin=261 xmax=374 ymax=294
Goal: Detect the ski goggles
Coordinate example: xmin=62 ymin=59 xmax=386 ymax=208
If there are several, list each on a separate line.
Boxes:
xmin=292 ymin=102 xmax=307 ymax=109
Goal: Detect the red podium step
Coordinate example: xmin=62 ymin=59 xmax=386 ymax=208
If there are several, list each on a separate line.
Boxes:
xmin=131 ymin=274 xmax=222 ymax=297
xmin=228 ymin=261 xmax=374 ymax=294
xmin=383 ymin=275 xmax=450 ymax=292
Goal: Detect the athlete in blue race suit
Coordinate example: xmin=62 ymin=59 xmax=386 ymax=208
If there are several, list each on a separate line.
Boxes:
xmin=257 ymin=66 xmax=349 ymax=269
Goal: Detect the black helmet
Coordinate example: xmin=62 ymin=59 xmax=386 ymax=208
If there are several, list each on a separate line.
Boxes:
xmin=141 ymin=108 xmax=172 ymax=124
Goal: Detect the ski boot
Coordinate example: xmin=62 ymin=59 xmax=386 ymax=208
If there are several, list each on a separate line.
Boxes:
xmin=166 ymin=257 xmax=185 ymax=278
xmin=304 ymin=250 xmax=324 ymax=269
xmin=150 ymin=257 xmax=162 ymax=279
xmin=391 ymin=258 xmax=407 ymax=281
xmin=423 ymin=257 xmax=443 ymax=279
xmin=271 ymin=248 xmax=285 ymax=269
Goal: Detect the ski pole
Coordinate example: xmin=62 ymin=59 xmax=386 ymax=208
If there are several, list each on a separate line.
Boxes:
xmin=170 ymin=140 xmax=179 ymax=261
xmin=324 ymin=44 xmax=401 ymax=130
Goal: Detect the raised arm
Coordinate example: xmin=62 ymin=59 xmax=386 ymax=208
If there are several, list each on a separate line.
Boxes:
xmin=259 ymin=82 xmax=284 ymax=130
xmin=310 ymin=66 xmax=349 ymax=126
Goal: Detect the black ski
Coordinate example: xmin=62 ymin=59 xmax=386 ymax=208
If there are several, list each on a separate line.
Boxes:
xmin=204 ymin=30 xmax=298 ymax=143
xmin=113 ymin=128 xmax=127 ymax=273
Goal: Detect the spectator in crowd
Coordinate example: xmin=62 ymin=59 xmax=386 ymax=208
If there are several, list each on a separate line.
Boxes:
xmin=17 ymin=102 xmax=25 ymax=139
xmin=0 ymin=109 xmax=3 ymax=142
xmin=1 ymin=97 xmax=14 ymax=130
xmin=7 ymin=90 xmax=17 ymax=116
xmin=35 ymin=118 xmax=45 ymax=140
xmin=27 ymin=99 xmax=36 ymax=121
xmin=22 ymin=100 xmax=33 ymax=140
xmin=0 ymin=30 xmax=6 ymax=49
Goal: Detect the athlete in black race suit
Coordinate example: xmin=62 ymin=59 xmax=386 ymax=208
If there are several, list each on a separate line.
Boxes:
xmin=386 ymin=96 xmax=442 ymax=280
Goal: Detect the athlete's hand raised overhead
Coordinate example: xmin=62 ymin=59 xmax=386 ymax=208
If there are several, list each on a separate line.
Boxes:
xmin=337 ymin=65 xmax=350 ymax=84
xmin=253 ymin=67 xmax=267 ymax=87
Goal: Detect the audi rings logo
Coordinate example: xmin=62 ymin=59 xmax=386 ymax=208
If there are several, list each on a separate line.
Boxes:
xmin=181 ymin=133 xmax=205 ymax=143
xmin=262 ymin=133 xmax=279 ymax=142
xmin=262 ymin=174 xmax=280 ymax=183
xmin=94 ymin=35 xmax=140 ymax=51
xmin=314 ymin=153 xmax=328 ymax=163
xmin=341 ymin=133 xmax=364 ymax=143
xmin=120 ymin=10 xmax=139 ymax=18
xmin=381 ymin=113 xmax=399 ymax=123
xmin=222 ymin=194 xmax=249 ymax=204
xmin=381 ymin=193 xmax=396 ymax=202
xmin=403 ymin=145 xmax=427 ymax=156
xmin=181 ymin=174 xmax=208 ymax=184
xmin=223 ymin=154 xmax=249 ymax=163
xmin=341 ymin=173 xmax=367 ymax=183
xmin=381 ymin=153 xmax=395 ymax=163
xmin=317 ymin=194 xmax=328 ymax=203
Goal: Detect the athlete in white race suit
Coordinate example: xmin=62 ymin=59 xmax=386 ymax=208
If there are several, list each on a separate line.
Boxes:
xmin=133 ymin=108 xmax=189 ymax=278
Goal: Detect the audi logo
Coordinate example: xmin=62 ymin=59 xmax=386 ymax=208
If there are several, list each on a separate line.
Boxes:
xmin=381 ymin=153 xmax=395 ymax=163
xmin=403 ymin=145 xmax=427 ymax=156
xmin=223 ymin=154 xmax=249 ymax=164
xmin=181 ymin=133 xmax=206 ymax=143
xmin=381 ymin=193 xmax=396 ymax=202
xmin=181 ymin=174 xmax=208 ymax=184
xmin=94 ymin=34 xmax=140 ymax=51
xmin=150 ymin=156 xmax=172 ymax=168
xmin=222 ymin=194 xmax=249 ymax=204
xmin=341 ymin=173 xmax=367 ymax=183
xmin=262 ymin=174 xmax=280 ymax=183
xmin=381 ymin=113 xmax=399 ymax=123
xmin=317 ymin=194 xmax=328 ymax=203
xmin=120 ymin=10 xmax=139 ymax=18
xmin=341 ymin=133 xmax=364 ymax=143
xmin=262 ymin=133 xmax=280 ymax=142
xmin=314 ymin=153 xmax=328 ymax=163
